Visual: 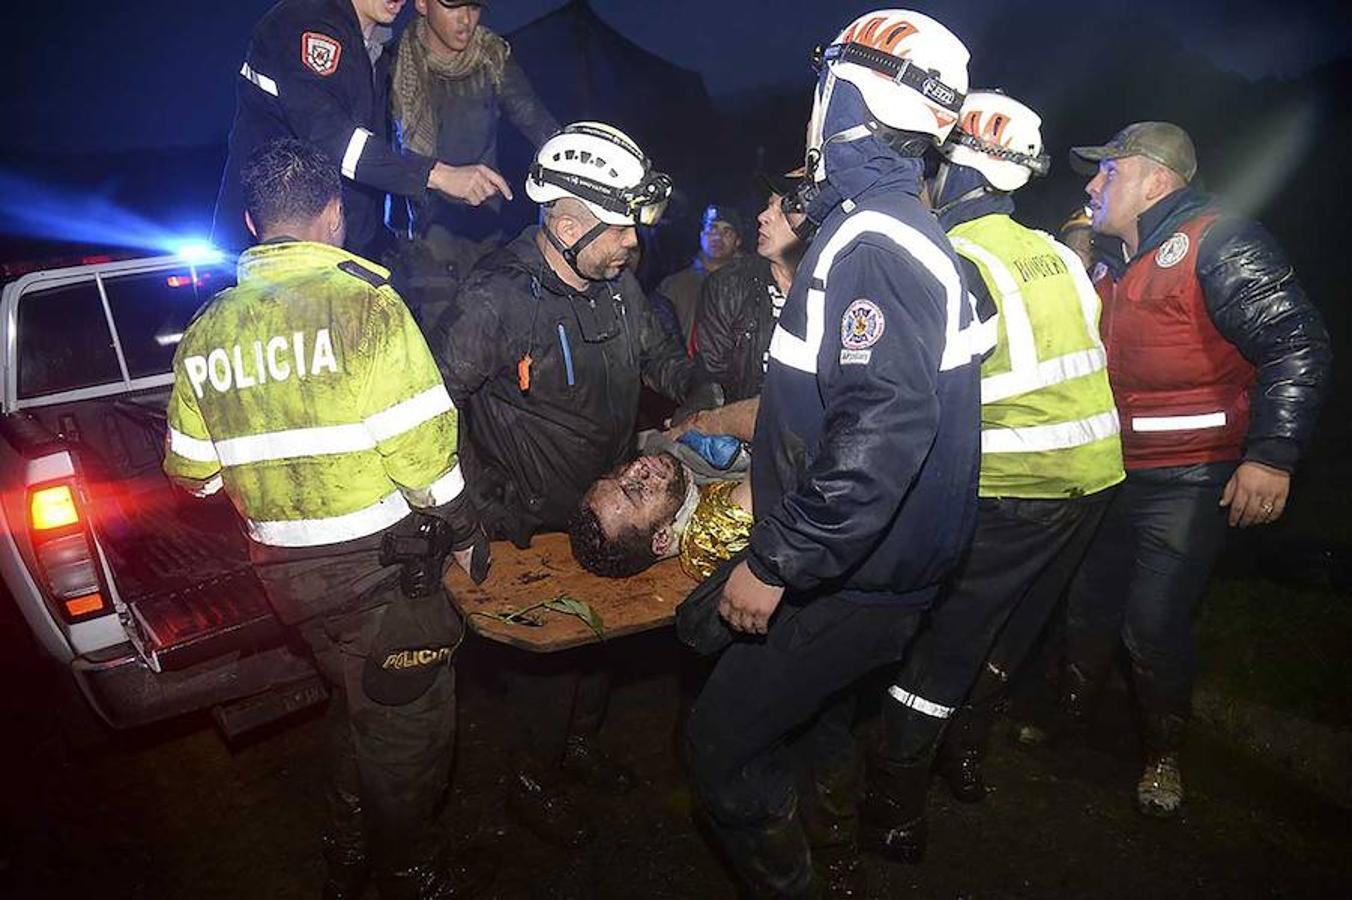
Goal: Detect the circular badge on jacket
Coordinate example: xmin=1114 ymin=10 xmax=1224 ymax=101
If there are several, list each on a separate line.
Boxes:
xmin=841 ymin=299 xmax=886 ymax=349
xmin=1155 ymin=232 xmax=1190 ymax=268
xmin=302 ymin=32 xmax=343 ymax=77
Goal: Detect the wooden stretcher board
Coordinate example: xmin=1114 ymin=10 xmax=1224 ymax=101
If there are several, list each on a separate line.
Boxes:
xmin=443 ymin=532 xmax=697 ymax=652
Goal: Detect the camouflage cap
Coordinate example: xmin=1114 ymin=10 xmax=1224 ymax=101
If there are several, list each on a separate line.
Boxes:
xmin=1069 ymin=121 xmax=1197 ymax=183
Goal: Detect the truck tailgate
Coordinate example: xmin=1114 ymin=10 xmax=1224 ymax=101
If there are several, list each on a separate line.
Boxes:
xmin=96 ymin=483 xmax=283 ymax=672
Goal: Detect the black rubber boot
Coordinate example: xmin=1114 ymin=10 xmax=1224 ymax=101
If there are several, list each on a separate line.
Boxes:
xmin=801 ymin=754 xmax=867 ymax=898
xmin=375 ymin=853 xmax=497 ymax=900
xmin=936 ymin=711 xmax=987 ymax=804
xmin=321 ymin=783 xmax=369 ymax=900
xmin=1049 ymin=661 xmax=1102 ymax=744
xmin=701 ymin=799 xmax=821 ymax=900
xmin=859 ymin=754 xmax=931 ymax=865
xmin=506 ymin=770 xmax=595 ymax=848
xmin=560 ymin=733 xmax=637 ymax=796
xmin=321 ymin=837 xmax=368 ymax=900
xmin=937 ymin=673 xmax=1004 ymax=804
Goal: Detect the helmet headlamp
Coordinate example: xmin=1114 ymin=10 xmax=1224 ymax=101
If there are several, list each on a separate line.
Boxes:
xmin=811 ymin=41 xmax=965 ymax=117
xmin=950 ymin=129 xmax=1051 ymax=178
xmin=528 ymin=163 xmax=671 ymax=227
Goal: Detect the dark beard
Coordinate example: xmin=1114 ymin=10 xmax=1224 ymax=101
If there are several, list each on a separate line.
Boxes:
xmin=659 ymin=452 xmax=689 ymax=513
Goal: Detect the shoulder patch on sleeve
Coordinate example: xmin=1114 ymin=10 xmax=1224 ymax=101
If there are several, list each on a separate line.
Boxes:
xmin=301 ymin=31 xmax=342 ymax=76
xmin=337 ymin=259 xmax=389 ymax=288
xmin=841 ymin=299 xmax=886 ymax=350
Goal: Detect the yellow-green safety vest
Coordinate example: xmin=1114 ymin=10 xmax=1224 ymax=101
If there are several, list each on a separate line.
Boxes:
xmin=164 ymin=240 xmax=463 ymax=547
xmin=950 ymin=214 xmax=1124 ymax=499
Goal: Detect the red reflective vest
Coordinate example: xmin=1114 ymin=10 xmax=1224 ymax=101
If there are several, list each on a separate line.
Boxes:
xmin=1096 ymin=213 xmax=1255 ymax=470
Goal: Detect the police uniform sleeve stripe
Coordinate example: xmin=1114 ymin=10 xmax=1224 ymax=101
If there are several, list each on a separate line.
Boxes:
xmin=164 ymin=366 xmax=224 ymax=486
xmin=356 ymin=291 xmax=462 ymax=503
xmin=168 ymin=427 xmax=220 ymax=464
xmin=240 ymin=62 xmax=279 ymax=97
xmin=341 ymin=128 xmax=373 ymax=179
xmin=364 ymin=385 xmax=455 ymax=443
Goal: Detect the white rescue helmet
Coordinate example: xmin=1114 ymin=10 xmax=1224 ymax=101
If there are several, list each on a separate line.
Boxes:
xmin=942 ymin=90 xmax=1051 ymax=191
xmin=526 ymin=122 xmax=672 ymax=227
xmin=807 ymin=9 xmax=970 ymax=177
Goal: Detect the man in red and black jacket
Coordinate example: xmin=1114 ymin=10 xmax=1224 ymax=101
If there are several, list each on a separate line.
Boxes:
xmin=1064 ymin=121 xmax=1331 ymax=817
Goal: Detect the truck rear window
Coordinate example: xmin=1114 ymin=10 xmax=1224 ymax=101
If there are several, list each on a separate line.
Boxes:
xmin=103 ymin=266 xmax=236 ymax=378
xmin=17 ymin=281 xmax=123 ymax=398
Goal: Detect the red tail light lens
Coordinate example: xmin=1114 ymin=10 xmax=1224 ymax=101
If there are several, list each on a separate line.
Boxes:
xmin=30 ymin=484 xmax=80 ymax=530
xmin=27 ymin=481 xmax=110 ymax=622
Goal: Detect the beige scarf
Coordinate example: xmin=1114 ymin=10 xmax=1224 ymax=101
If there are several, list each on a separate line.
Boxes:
xmin=392 ymin=19 xmax=511 ymax=157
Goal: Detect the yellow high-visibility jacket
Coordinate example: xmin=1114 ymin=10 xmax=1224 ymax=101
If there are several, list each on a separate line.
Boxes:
xmin=164 ymin=239 xmax=463 ymax=547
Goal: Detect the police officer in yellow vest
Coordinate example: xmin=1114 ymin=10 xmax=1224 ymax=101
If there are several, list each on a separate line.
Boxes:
xmin=868 ymin=92 xmax=1124 ymax=863
xmin=165 ymin=139 xmax=491 ymax=900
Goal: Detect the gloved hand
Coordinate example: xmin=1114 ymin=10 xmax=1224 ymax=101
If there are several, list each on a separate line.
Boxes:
xmin=452 ymin=524 xmax=492 ymax=585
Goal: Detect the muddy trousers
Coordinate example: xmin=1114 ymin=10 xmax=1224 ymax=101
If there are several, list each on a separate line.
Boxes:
xmin=503 ymin=646 xmax=611 ymax=774
xmin=687 ymin=594 xmax=922 ymax=898
xmin=302 ymin=602 xmax=457 ymax=896
xmin=1064 ymin=463 xmax=1234 ymax=748
xmin=885 ymin=491 xmax=1114 ymax=763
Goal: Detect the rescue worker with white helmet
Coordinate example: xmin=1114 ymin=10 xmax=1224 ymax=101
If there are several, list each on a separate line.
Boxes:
xmin=434 ymin=121 xmax=720 ymax=846
xmin=684 ymin=11 xmax=990 ymax=896
xmin=868 ymin=90 xmax=1125 ymax=862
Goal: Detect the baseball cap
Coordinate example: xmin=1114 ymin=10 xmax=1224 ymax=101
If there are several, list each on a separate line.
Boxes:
xmin=756 ymin=167 xmax=808 ymax=200
xmin=362 ymin=590 xmax=462 ymax=706
xmin=701 ymin=203 xmax=745 ymax=235
xmin=1069 ymin=122 xmax=1197 ymax=183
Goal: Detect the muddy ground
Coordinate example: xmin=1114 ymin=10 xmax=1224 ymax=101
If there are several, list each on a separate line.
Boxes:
xmin=2 ymin=616 xmax=1349 ymax=900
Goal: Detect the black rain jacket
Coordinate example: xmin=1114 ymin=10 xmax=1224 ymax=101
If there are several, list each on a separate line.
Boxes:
xmin=435 ymin=228 xmax=715 ymax=543
xmin=692 ymin=255 xmax=781 ymax=402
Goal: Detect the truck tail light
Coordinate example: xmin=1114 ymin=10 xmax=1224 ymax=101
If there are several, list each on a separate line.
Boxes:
xmin=31 ymin=484 xmax=80 ymax=530
xmin=27 ymin=480 xmax=110 ymax=622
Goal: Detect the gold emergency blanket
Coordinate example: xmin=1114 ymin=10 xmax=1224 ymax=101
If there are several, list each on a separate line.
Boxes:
xmin=679 ymin=480 xmax=754 ymax=581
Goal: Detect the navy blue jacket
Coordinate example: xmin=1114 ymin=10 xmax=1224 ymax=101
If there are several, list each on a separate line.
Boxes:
xmin=213 ymin=0 xmax=435 ymax=255
xmin=749 ymin=161 xmax=986 ymax=606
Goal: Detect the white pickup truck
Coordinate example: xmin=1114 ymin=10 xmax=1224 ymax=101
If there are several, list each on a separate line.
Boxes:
xmin=0 ymin=251 xmax=324 ymax=738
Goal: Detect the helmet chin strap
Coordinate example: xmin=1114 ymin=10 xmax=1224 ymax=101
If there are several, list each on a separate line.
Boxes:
xmin=543 ymin=215 xmax=610 ymax=282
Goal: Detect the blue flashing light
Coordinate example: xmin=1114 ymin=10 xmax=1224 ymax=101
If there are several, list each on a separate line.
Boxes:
xmin=173 ymin=241 xmax=223 ymax=265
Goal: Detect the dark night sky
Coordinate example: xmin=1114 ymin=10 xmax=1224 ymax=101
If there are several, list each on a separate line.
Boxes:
xmin=5 ymin=0 xmax=1350 ymax=154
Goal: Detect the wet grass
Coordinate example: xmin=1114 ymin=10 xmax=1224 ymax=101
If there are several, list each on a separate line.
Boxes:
xmin=1196 ymin=575 xmax=1352 ymax=729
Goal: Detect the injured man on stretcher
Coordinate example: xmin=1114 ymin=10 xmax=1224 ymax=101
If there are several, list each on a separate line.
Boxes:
xmin=567 ymin=399 xmax=758 ymax=580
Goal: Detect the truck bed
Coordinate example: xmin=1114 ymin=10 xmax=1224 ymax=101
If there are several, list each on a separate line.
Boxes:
xmin=95 ymin=479 xmax=284 ymax=672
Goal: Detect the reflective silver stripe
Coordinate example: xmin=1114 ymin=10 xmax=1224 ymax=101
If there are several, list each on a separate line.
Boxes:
xmin=1132 ymin=412 xmax=1227 ymax=433
xmin=888 ymin=685 xmax=954 ymax=719
xmin=247 ymin=490 xmax=411 ymax=548
xmin=240 ymin=62 xmax=278 ymax=97
xmin=981 ymin=347 xmax=1108 ymax=405
xmin=169 ymin=427 xmax=220 ymax=463
xmin=192 ymin=475 xmax=224 ymax=498
xmin=365 ymin=385 xmax=454 ymax=443
xmin=982 ymin=409 xmax=1120 ymax=454
xmin=341 ymin=128 xmax=373 ymax=179
xmin=405 ymin=464 xmax=466 ymax=508
xmin=216 ymin=423 xmax=375 ymax=466
xmin=768 ymin=210 xmax=969 ymax=374
xmin=954 ymin=233 xmax=1108 ymax=404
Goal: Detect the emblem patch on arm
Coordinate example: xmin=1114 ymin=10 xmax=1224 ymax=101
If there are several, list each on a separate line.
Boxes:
xmin=301 ymin=32 xmax=342 ymax=76
xmin=1155 ymin=232 xmax=1190 ymax=268
xmin=840 ymin=299 xmax=885 ymax=365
